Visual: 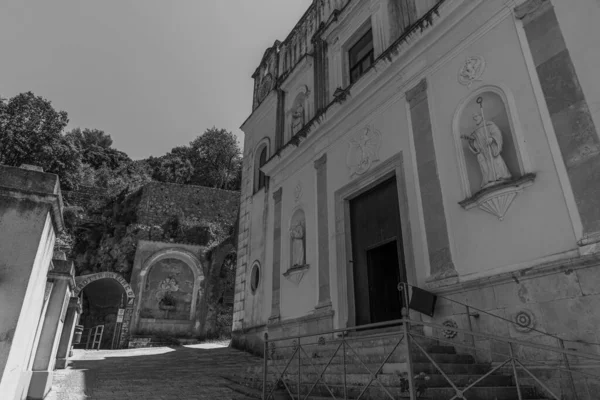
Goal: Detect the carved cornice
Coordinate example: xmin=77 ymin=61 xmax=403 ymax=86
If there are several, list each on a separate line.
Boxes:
xmin=405 ymin=78 xmax=428 ymax=106
xmin=273 ymin=187 xmax=283 ymax=203
xmin=314 ymin=153 xmax=327 ymax=170
xmin=514 ymin=0 xmax=552 ymax=23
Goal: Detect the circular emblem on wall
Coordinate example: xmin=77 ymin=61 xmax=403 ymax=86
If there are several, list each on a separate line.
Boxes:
xmin=514 ymin=309 xmax=536 ymax=333
xmin=458 ymin=55 xmax=486 ymax=87
xmin=442 ymin=319 xmax=459 ymax=339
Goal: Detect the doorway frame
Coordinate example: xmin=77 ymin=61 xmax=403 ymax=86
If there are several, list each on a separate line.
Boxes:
xmin=334 ymin=152 xmax=416 ymax=329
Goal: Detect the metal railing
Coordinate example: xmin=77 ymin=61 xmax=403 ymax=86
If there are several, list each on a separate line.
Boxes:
xmin=260 ymin=283 xmax=600 ymax=400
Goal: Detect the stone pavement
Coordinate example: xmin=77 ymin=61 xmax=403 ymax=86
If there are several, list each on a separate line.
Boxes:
xmin=47 ymin=341 xmax=262 ymax=400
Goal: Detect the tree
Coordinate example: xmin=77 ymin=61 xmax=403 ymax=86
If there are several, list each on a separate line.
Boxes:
xmin=152 ymin=154 xmax=194 ymax=184
xmin=0 ymin=92 xmax=83 ymax=189
xmin=66 ymin=128 xmax=130 ymax=169
xmin=188 ymin=127 xmax=242 ymax=190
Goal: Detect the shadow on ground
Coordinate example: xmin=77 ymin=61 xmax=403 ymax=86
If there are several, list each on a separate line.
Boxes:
xmin=48 ymin=344 xmax=262 ymax=400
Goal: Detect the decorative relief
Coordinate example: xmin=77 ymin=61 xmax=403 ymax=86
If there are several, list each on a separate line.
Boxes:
xmin=282 ymin=265 xmax=309 ymax=286
xmin=346 ymin=126 xmax=382 ymax=178
xmin=458 ymin=56 xmax=486 ymax=87
xmin=318 ymin=336 xmax=326 ymax=346
xmin=514 ymin=309 xmax=536 ymax=333
xmin=442 ymin=319 xmax=458 ymax=339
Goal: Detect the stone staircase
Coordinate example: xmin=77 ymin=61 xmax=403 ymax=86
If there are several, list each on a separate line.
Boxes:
xmin=222 ymin=333 xmax=549 ymax=399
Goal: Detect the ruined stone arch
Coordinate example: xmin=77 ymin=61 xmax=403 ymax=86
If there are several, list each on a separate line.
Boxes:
xmin=136 ymin=248 xmax=204 ymax=322
xmin=74 ymin=272 xmax=135 ymax=304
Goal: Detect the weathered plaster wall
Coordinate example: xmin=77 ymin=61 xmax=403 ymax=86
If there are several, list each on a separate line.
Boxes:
xmin=234 ymin=92 xmax=278 ymax=332
xmin=428 ymin=7 xmax=576 ymax=278
xmin=0 ymin=207 xmax=55 ymax=400
xmin=0 ymin=165 xmax=62 ymax=400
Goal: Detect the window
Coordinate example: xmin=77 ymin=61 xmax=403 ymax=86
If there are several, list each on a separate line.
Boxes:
xmin=250 ymin=262 xmax=260 ymax=293
xmin=254 ymin=144 xmax=268 ymax=193
xmin=257 ymin=147 xmax=267 ymax=190
xmin=348 ymin=29 xmax=374 ymax=84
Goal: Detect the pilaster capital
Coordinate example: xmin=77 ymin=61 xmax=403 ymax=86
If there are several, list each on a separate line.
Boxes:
xmin=514 ymin=0 xmax=552 ymax=23
xmin=273 ymin=187 xmax=283 ymax=203
xmin=406 ymin=78 xmax=428 ymax=106
xmin=314 ymin=153 xmax=327 ymax=170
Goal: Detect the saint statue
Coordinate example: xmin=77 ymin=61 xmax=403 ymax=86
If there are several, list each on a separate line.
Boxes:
xmin=290 ymin=220 xmax=305 ymax=267
xmin=291 ymin=102 xmax=305 ymax=135
xmin=461 ymin=111 xmax=512 ymax=189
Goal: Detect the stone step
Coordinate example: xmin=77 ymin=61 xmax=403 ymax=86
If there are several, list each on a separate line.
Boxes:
xmin=268 ymin=350 xmax=474 ymax=367
xmin=241 ymin=361 xmax=501 ymax=380
xmin=258 ymin=371 xmax=515 ymax=388
xmin=272 ymin=382 xmax=541 ymax=400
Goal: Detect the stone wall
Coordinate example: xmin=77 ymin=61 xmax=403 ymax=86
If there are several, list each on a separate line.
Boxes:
xmin=136 ymin=181 xmax=239 ymax=228
xmin=423 ymin=255 xmax=600 ymax=399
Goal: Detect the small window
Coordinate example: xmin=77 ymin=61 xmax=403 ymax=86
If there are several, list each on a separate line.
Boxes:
xmin=348 ymin=29 xmax=374 ymax=84
xmin=250 ymin=262 xmax=260 ymax=293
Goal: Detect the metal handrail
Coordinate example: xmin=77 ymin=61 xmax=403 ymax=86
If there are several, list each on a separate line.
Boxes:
xmin=261 ymin=284 xmax=600 ymax=400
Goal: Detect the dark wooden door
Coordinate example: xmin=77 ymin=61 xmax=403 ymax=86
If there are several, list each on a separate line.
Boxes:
xmin=349 ymin=176 xmax=407 ymax=326
xmin=367 ymin=240 xmax=403 ymax=323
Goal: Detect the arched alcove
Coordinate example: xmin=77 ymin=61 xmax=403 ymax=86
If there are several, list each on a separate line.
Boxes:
xmin=453 ymin=85 xmax=532 ymax=198
xmin=74 ymin=272 xmax=136 ymax=349
xmin=135 ymin=248 xmax=204 ymax=336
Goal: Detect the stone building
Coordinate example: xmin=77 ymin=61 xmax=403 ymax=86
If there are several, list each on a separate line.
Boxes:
xmin=0 ymin=165 xmax=81 ymax=400
xmin=66 ymin=181 xmax=240 ymax=348
xmin=233 ymin=0 xmax=600 ymax=389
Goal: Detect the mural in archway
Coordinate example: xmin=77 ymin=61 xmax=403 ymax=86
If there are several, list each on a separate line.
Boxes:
xmin=139 ymin=258 xmax=195 ymax=320
xmin=74 ymin=272 xmax=135 ymax=348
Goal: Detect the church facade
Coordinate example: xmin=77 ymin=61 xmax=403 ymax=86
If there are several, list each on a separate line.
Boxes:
xmin=233 ymin=0 xmax=600 ymax=356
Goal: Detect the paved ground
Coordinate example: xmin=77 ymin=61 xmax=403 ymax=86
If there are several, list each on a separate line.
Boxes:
xmin=47 ymin=341 xmax=261 ymax=400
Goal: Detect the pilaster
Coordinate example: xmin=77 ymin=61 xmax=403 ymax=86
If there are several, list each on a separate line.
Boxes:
xmin=406 ymin=78 xmax=458 ymax=283
xmin=314 ymin=153 xmax=332 ymax=311
xmin=515 ymin=0 xmax=600 ymax=251
xmin=269 ymin=188 xmax=284 ymax=323
xmin=54 ymin=297 xmax=81 ymax=369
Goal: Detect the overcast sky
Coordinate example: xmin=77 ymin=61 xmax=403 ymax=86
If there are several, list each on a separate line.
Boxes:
xmin=0 ymin=0 xmax=312 ymax=159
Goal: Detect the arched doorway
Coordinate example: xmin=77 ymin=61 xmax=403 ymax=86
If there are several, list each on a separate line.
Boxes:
xmin=74 ymin=272 xmax=135 ymax=349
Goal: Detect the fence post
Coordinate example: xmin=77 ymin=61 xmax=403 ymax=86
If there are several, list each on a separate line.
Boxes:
xmin=263 ymin=332 xmax=268 ymax=400
xmin=559 ymin=338 xmax=579 ymax=400
xmin=509 ymin=343 xmax=523 ymax=400
xmin=465 ymin=305 xmax=476 ymax=357
xmin=298 ymin=338 xmax=301 ymax=399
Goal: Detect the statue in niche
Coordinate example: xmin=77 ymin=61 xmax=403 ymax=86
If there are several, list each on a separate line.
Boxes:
xmin=290 ymin=219 xmax=306 ymax=267
xmin=461 ymin=97 xmax=512 ymax=190
xmin=291 ymin=101 xmax=305 ymax=135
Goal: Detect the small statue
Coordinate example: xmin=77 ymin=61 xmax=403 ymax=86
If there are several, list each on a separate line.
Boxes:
xmin=291 ymin=102 xmax=305 ymax=135
xmin=290 ymin=220 xmax=305 ymax=267
xmin=461 ymin=98 xmax=511 ymax=190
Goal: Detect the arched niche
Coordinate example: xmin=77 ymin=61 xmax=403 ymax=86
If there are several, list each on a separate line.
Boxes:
xmin=453 ymin=85 xmax=532 ymax=198
xmin=136 ymin=248 xmax=204 ymax=322
xmin=288 ymin=85 xmax=310 ymax=139
xmin=283 ymin=207 xmax=309 ymax=286
xmin=253 ymin=137 xmax=270 ymax=193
